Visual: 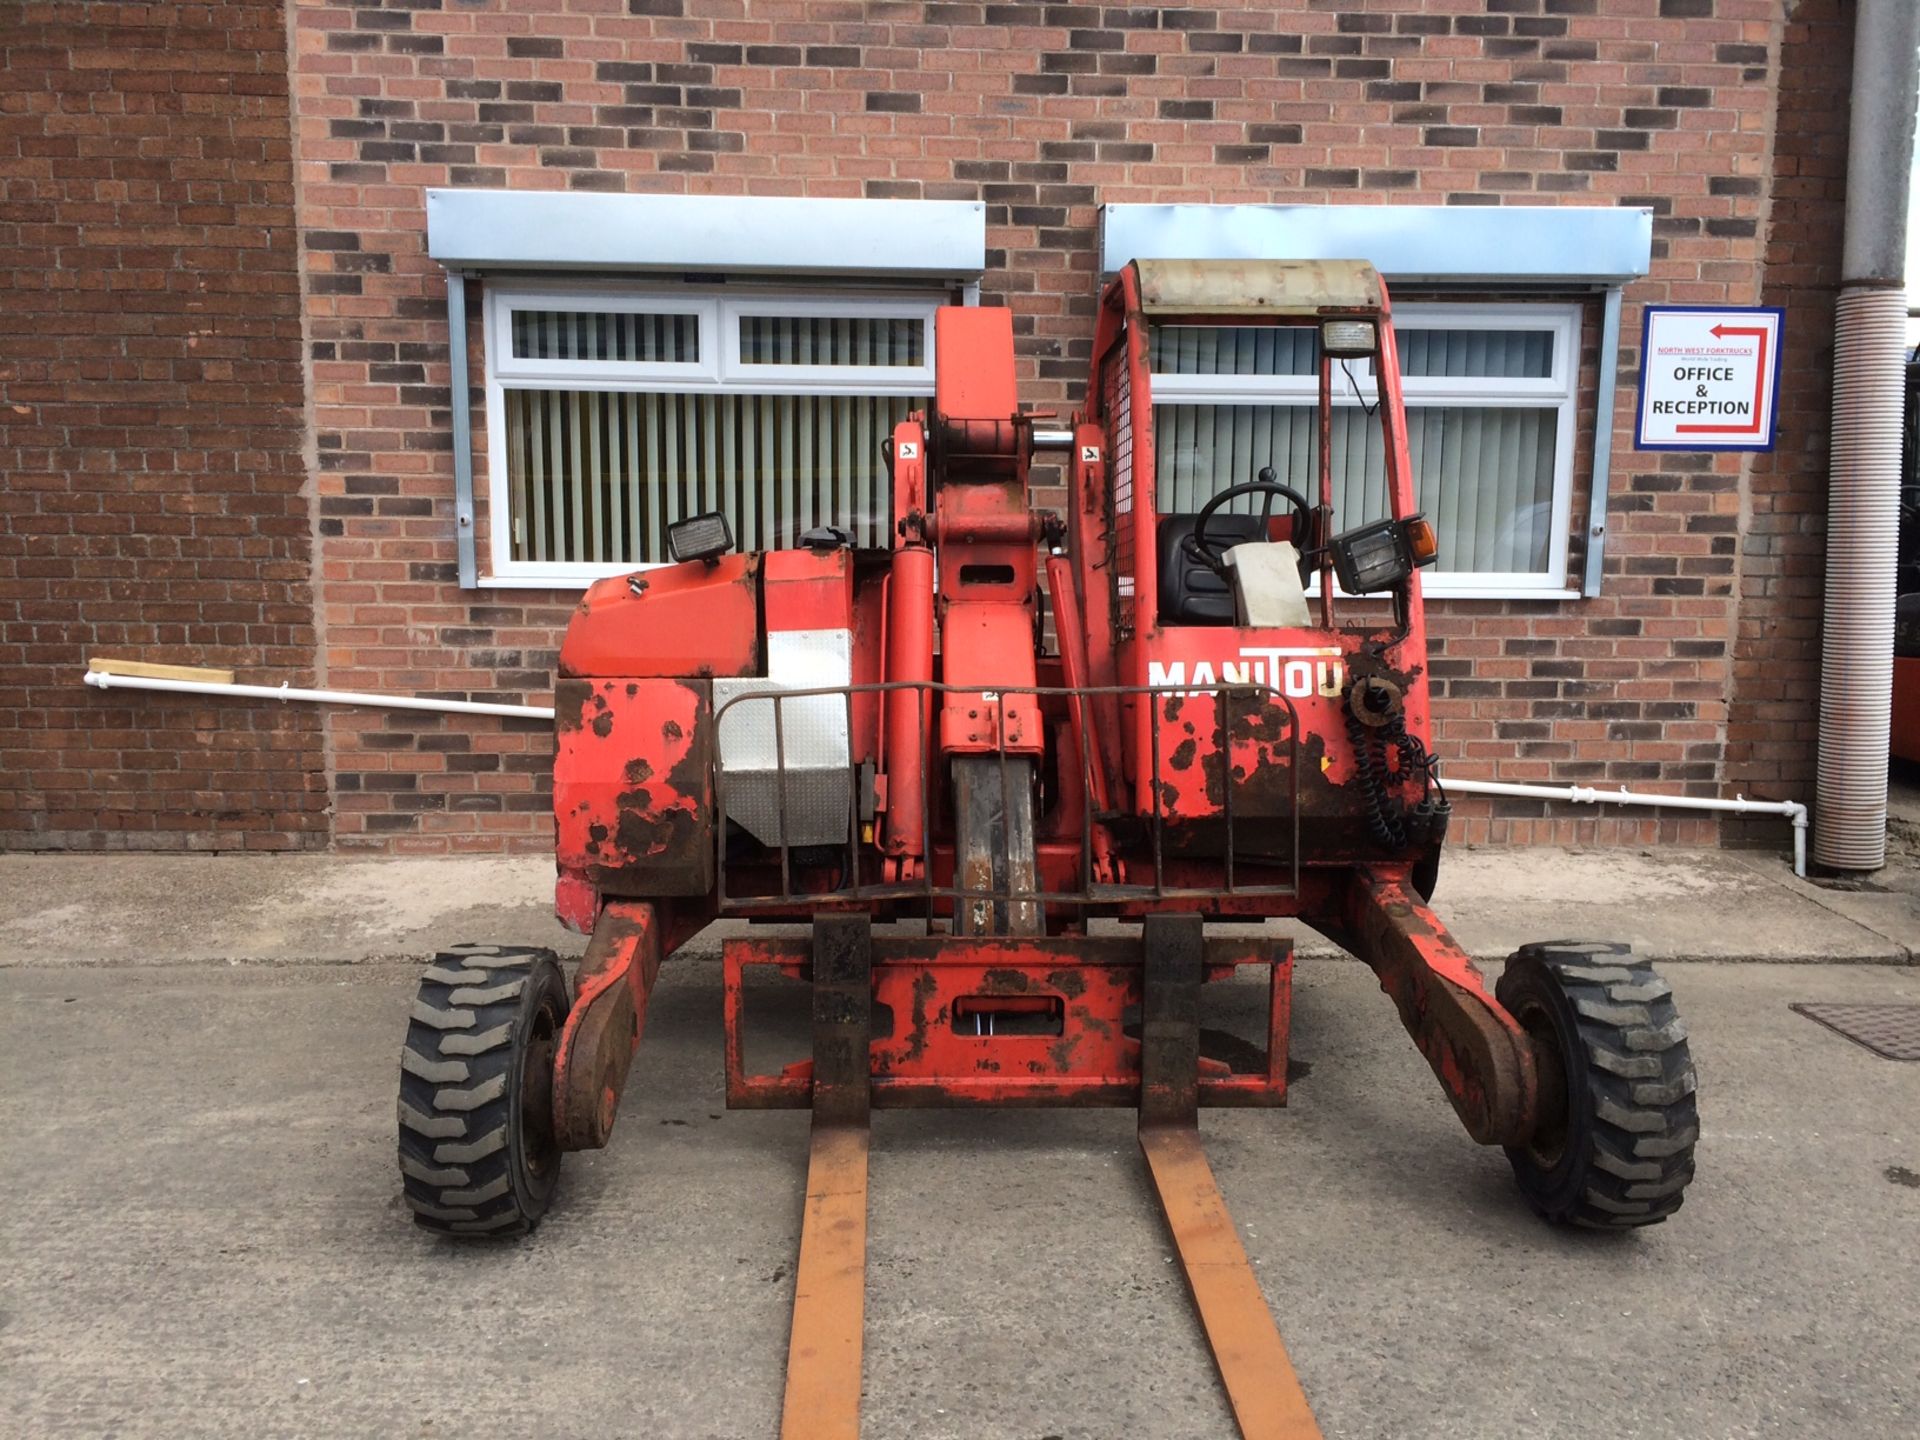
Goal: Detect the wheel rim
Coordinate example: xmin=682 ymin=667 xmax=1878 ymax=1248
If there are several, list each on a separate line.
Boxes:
xmin=1515 ymin=997 xmax=1571 ymax=1172
xmin=521 ymin=1000 xmax=560 ymax=1184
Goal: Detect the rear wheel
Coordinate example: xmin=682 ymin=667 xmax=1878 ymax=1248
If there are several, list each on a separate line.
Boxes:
xmin=1495 ymin=942 xmax=1698 ymax=1229
xmin=397 ymin=944 xmax=569 ymax=1237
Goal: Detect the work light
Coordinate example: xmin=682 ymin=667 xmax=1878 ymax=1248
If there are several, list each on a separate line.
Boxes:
xmin=1329 ymin=514 xmax=1439 ymax=594
xmin=666 ymin=511 xmax=734 ymax=565
xmin=1320 ymin=319 xmax=1377 ymax=357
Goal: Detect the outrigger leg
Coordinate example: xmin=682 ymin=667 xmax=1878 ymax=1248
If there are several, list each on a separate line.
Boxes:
xmin=1339 ymin=866 xmax=1541 ymax=1147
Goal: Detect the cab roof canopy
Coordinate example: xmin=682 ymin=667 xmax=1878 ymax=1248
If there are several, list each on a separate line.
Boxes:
xmin=1131 ymin=258 xmax=1383 ymax=317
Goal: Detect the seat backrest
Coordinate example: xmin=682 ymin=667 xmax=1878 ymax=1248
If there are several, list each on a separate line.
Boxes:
xmin=1156 ymin=512 xmax=1265 ymax=625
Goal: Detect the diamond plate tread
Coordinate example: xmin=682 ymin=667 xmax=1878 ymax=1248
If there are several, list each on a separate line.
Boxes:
xmin=1790 ymin=1003 xmax=1920 ymax=1061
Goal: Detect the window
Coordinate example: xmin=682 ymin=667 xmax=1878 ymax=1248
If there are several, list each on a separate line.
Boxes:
xmin=1148 ymin=304 xmax=1581 ymax=597
xmin=482 ymin=285 xmax=936 ymax=585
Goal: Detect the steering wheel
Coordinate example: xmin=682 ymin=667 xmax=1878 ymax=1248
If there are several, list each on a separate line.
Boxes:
xmin=1187 ymin=467 xmax=1314 ymax=575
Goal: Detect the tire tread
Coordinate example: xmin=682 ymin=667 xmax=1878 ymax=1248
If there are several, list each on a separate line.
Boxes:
xmin=1499 ymin=942 xmax=1699 ymax=1230
xmin=396 ymin=945 xmax=565 ymax=1238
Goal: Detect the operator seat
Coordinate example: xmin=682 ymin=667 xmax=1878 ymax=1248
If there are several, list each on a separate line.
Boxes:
xmin=1156 ymin=513 xmax=1265 ymax=624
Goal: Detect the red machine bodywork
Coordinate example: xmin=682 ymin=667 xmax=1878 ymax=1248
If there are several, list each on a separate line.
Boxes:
xmin=546 ymin=261 xmax=1535 ymax=1161
xmin=724 ymin=931 xmax=1292 ymax=1109
xmin=560 ymin=553 xmax=760 ymax=679
xmin=553 ymin=677 xmax=714 ymax=898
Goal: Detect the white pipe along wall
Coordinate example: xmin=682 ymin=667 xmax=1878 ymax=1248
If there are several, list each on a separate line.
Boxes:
xmin=79 ymin=669 xmax=1807 ymax=876
xmin=83 ymin=668 xmax=556 ymax=721
xmin=1815 ymin=0 xmax=1920 ymax=870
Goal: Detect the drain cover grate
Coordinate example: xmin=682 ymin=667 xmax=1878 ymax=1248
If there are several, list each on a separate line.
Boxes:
xmin=1791 ymin=1003 xmax=1920 ymax=1061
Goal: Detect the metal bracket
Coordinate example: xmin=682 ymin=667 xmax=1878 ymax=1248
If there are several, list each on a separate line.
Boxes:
xmin=552 ymin=900 xmax=663 ymax=1151
xmin=1581 ymin=284 xmax=1624 ymax=598
xmin=445 ymin=268 xmax=478 ymax=590
xmin=809 ymin=915 xmax=873 ymax=1127
xmin=1139 ymin=912 xmax=1203 ymax=1128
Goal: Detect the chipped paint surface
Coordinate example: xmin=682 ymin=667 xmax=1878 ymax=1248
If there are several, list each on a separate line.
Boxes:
xmin=722 ymin=933 xmax=1291 ymax=1109
xmin=554 ymin=678 xmax=715 ymax=897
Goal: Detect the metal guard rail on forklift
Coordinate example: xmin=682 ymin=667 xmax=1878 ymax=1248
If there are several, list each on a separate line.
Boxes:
xmin=710 ymin=677 xmax=1305 ymax=911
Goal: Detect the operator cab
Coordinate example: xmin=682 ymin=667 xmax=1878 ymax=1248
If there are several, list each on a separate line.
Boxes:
xmin=1088 ymin=259 xmax=1439 ymax=635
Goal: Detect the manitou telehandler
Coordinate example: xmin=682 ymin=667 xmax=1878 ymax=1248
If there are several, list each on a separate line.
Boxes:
xmin=397 ymin=260 xmax=1698 ymax=1438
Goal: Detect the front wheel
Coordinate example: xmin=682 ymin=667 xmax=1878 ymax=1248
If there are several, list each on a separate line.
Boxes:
xmin=397 ymin=944 xmax=570 ymax=1237
xmin=1495 ymin=942 xmax=1698 ymax=1229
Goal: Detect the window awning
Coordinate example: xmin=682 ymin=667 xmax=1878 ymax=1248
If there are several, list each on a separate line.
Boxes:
xmin=426 ymin=190 xmax=988 ymax=280
xmin=1100 ymin=203 xmax=1652 ymax=288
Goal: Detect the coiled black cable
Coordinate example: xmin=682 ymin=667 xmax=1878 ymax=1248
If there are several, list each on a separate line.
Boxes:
xmin=1346 ymin=702 xmax=1405 ymax=848
xmin=1344 ymin=682 xmax=1442 ymax=849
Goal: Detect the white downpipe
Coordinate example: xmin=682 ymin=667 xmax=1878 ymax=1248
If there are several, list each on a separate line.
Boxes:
xmin=1816 ymin=285 xmax=1908 ymax=869
xmin=83 ymin=669 xmax=556 ymax=722
xmin=1442 ymin=776 xmax=1808 ymax=879
xmin=1815 ymin=0 xmax=1920 ymax=870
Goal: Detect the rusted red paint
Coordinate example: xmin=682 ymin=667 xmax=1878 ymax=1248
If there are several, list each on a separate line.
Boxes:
xmin=553 ymin=677 xmax=714 ymax=898
xmin=553 ymin=900 xmax=661 ymax=1150
xmin=1340 ymin=864 xmax=1538 ymax=1146
xmin=548 ymin=265 xmax=1540 ymax=1183
xmin=553 ymin=898 xmax=710 ymax=1151
xmin=723 ymin=932 xmax=1290 ymax=1109
xmin=553 ymin=865 xmax=601 ymax=935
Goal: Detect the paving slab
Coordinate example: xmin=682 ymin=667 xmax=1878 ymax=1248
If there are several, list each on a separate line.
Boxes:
xmin=3 ymin=956 xmax=1917 ymax=1439
xmin=1431 ymin=844 xmax=1911 ymax=964
xmin=0 ymin=844 xmax=1908 ymax=970
xmin=0 ymin=852 xmax=581 ymax=967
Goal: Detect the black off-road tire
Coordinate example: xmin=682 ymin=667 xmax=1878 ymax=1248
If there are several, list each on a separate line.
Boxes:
xmin=397 ymin=944 xmax=569 ymax=1237
xmin=1495 ymin=941 xmax=1698 ymax=1230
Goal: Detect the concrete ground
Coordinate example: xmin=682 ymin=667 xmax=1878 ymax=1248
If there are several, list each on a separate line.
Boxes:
xmin=3 ymin=846 xmax=1918 ymax=1439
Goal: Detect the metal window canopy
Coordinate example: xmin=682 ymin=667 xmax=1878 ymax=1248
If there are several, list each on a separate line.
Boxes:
xmin=429 ymin=189 xmax=987 ymax=279
xmin=1100 ymin=204 xmax=1653 ymax=597
xmin=430 ymin=191 xmax=988 ymax=588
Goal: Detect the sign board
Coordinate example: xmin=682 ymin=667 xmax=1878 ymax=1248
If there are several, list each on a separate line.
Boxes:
xmin=1634 ymin=305 xmax=1784 ymax=451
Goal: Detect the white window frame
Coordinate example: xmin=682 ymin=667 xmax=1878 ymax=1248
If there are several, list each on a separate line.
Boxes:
xmin=1150 ymin=303 xmax=1582 ymax=600
xmin=490 ymin=290 xmax=716 ymax=386
xmin=480 ymin=281 xmax=939 ymax=587
xmin=723 ymin=295 xmax=940 ymax=393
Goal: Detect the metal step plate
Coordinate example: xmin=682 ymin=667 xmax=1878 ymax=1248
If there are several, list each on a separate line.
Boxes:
xmin=1790 ymin=1003 xmax=1920 ymax=1061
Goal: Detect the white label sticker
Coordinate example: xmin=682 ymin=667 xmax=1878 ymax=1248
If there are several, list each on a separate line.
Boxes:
xmin=1080 ymin=445 xmax=1101 ymax=463
xmin=896 ymin=440 xmax=919 ymax=460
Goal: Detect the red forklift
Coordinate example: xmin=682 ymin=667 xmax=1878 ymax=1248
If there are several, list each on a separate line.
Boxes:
xmin=397 ymin=260 xmax=1698 ymax=1438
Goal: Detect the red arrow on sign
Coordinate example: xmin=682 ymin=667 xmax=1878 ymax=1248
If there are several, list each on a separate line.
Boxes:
xmin=1675 ymin=322 xmax=1770 ymax=435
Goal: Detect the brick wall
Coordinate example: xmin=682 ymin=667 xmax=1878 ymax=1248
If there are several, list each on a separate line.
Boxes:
xmin=1724 ymin=0 xmax=1850 ymax=844
xmin=0 ymin=1 xmax=327 ymax=850
xmin=273 ymin=0 xmax=1831 ymax=855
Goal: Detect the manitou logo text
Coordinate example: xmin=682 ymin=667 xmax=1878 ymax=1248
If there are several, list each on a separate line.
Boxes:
xmin=1148 ymin=647 xmax=1345 ymax=700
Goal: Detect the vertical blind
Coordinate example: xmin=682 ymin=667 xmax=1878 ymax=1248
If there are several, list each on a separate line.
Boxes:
xmin=1150 ymin=325 xmax=1316 ymax=377
xmin=511 ymin=309 xmax=699 ymax=364
xmin=1152 ymin=404 xmax=1557 ymax=574
xmin=1149 ymin=321 xmax=1566 ymax=576
xmin=494 ymin=305 xmax=934 ymax=568
xmin=503 ymin=388 xmax=920 ymax=564
xmin=1103 ymin=345 xmax=1137 ymax=607
xmin=738 ymin=314 xmax=924 ymax=367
